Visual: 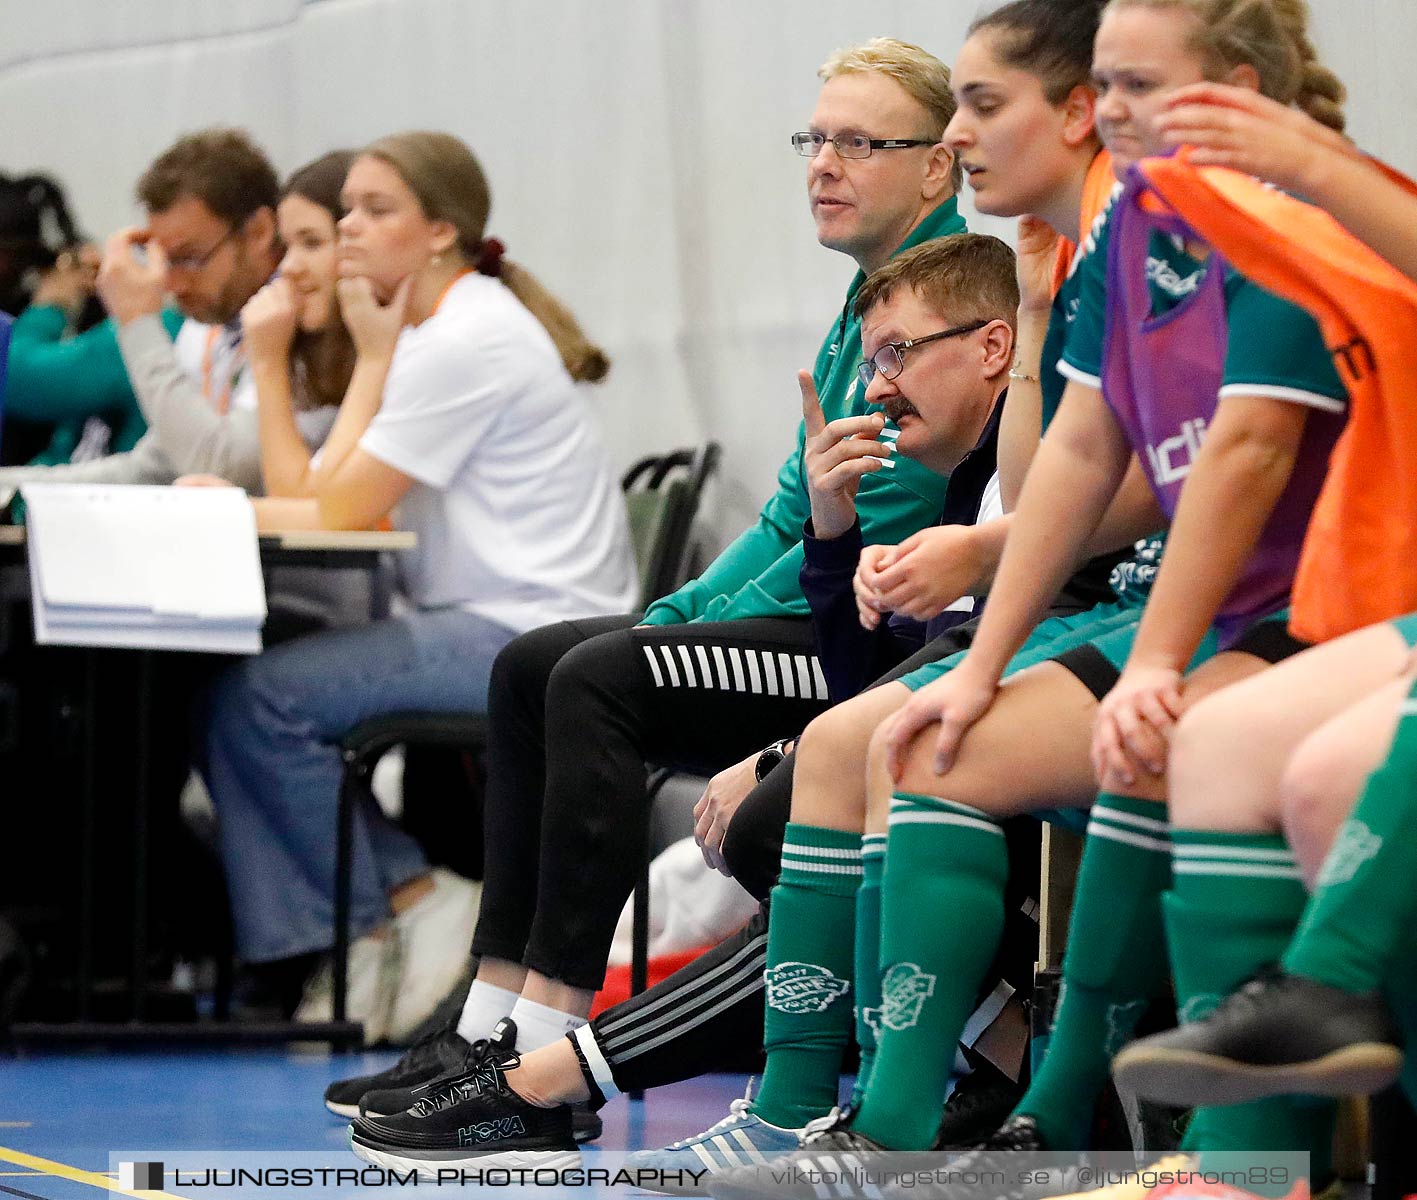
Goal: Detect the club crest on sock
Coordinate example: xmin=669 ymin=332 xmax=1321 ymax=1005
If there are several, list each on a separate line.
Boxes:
xmin=766 ymin=961 xmax=850 ymax=1014
xmin=866 ymin=962 xmax=937 ymax=1031
xmin=1316 ymin=819 xmax=1382 ymax=888
xmin=1104 ymin=997 xmax=1148 ymax=1054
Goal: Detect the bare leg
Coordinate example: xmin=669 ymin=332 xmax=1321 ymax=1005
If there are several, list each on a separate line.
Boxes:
xmin=1169 ymin=623 xmax=1411 ymax=833
xmin=865 ymin=661 xmax=1101 ymax=837
xmin=791 ymin=682 xmax=911 ymax=830
xmin=504 ymin=1037 xmax=590 ymax=1107
xmin=475 ymin=956 xmax=528 ymax=994
xmin=1281 ymin=672 xmax=1413 ymax=885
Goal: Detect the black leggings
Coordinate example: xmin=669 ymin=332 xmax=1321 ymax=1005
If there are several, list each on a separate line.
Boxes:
xmin=471 ymin=613 xmax=833 ymax=990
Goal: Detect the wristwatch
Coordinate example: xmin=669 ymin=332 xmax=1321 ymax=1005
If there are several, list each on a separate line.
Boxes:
xmin=754 ymin=738 xmax=794 ymax=782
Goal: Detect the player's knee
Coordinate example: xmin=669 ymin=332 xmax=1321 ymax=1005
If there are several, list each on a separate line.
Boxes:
xmin=1168 ymin=691 xmax=1239 ymax=822
xmin=1277 ymin=735 xmax=1351 ymax=846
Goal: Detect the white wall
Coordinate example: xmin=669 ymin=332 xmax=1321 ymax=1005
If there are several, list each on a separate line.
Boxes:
xmin=0 ymin=0 xmax=1410 ymax=545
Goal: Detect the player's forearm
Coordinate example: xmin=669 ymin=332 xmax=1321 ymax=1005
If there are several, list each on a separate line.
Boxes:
xmin=1302 ymin=151 xmax=1417 ymax=284
xmin=1082 ymin=459 xmax=1166 ymax=558
xmin=313 ymin=353 xmax=392 ymax=487
xmin=997 ymin=307 xmax=1050 ymax=510
xmin=252 ymin=359 xmax=316 ymax=497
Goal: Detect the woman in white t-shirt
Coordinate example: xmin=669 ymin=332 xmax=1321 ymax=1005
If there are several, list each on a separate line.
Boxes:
xmin=201 ymin=131 xmax=637 ymax=1043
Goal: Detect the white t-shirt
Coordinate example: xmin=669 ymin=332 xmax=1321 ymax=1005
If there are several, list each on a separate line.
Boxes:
xmin=359 ymin=272 xmax=637 ymax=631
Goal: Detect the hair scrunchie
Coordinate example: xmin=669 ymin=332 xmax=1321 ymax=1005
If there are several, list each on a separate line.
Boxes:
xmin=478 ymin=237 xmax=506 ymax=277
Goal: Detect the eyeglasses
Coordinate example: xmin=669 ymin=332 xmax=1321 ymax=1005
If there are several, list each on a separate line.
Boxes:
xmin=165 ymin=225 xmax=239 ymax=273
xmin=857 ymin=320 xmax=991 ymax=388
xmin=791 ymin=132 xmax=937 ymax=160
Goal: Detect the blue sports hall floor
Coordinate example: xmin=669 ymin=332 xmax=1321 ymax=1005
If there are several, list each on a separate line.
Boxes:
xmin=0 ymin=1047 xmax=752 ymax=1198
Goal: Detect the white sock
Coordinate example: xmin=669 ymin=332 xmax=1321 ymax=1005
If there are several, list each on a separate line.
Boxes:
xmin=456 ymin=980 xmax=520 ymax=1044
xmin=508 ymin=996 xmax=588 ymax=1053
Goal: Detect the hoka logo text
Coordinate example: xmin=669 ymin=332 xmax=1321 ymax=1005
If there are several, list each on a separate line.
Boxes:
xmin=458 ymin=1116 xmax=527 ymax=1146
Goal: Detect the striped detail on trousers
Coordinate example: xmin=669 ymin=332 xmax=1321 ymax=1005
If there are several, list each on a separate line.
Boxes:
xmin=640 ymin=642 xmax=829 ymax=701
xmin=595 ymin=923 xmax=770 ymax=1066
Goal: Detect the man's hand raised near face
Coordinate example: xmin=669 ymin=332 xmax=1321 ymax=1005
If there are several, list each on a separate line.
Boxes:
xmin=800 ymin=369 xmax=893 ymax=541
xmin=97 ymin=228 xmax=168 ymax=326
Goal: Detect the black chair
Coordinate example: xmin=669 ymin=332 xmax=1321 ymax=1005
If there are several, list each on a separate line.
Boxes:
xmin=331 ymin=443 xmax=722 ymax=1032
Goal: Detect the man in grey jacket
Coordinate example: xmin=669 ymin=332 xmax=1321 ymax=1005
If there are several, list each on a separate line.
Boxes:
xmin=0 ymin=128 xmax=285 ymax=493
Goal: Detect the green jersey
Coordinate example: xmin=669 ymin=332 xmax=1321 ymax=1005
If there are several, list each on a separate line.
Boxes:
xmin=643 ymin=196 xmax=967 ymax=626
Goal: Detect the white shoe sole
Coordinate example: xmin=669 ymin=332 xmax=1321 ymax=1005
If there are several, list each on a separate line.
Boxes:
xmin=351 ymin=1131 xmax=581 ymax=1178
xmin=326 ymin=1098 xmax=359 ymax=1118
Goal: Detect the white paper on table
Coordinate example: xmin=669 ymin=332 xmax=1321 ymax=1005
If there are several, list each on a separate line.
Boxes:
xmin=21 ymin=482 xmax=267 ymax=653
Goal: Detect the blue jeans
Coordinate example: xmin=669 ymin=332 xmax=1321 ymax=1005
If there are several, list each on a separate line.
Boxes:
xmin=201 ymin=607 xmax=516 ymax=962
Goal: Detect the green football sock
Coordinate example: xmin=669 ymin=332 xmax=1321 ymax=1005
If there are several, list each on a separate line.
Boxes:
xmin=1284 ymin=685 xmax=1417 ymax=992
xmin=1017 ymin=793 xmax=1172 ymax=1149
xmin=1168 ymin=830 xmax=1334 ymax=1188
xmin=851 ymin=794 xmax=1009 ymax=1150
xmin=849 ymin=833 xmax=886 ymax=1109
xmin=752 ymin=822 xmax=862 ymax=1129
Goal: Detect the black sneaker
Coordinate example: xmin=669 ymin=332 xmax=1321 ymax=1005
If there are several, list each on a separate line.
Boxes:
xmin=349 ymin=1018 xmax=579 ymax=1177
xmin=344 ymin=1017 xmax=604 ymax=1145
xmin=932 ymin=1059 xmax=1023 ymax=1149
xmin=1112 ymin=966 xmax=1404 ymax=1106
xmin=877 ymin=1116 xmax=1086 ymax=1200
xmin=324 ymin=1013 xmax=478 ymax=1118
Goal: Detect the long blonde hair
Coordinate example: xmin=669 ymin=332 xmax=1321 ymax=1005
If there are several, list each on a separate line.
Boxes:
xmin=1107 ymin=0 xmax=1346 ymax=130
xmin=362 ymin=131 xmax=610 ymax=382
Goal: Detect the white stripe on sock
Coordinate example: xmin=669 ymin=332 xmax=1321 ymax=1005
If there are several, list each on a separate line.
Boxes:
xmin=677 ymin=644 xmax=698 ymax=687
xmin=1172 ymin=862 xmax=1302 ymax=880
xmin=642 ymin=646 xmax=665 ymax=687
xmin=780 ymin=844 xmax=863 ymax=860
xmin=1089 ymin=805 xmax=1171 ymax=835
xmin=887 ymin=811 xmax=1005 ymax=837
xmin=1085 ymin=822 xmax=1171 ymax=854
xmin=1172 ymin=844 xmax=1297 ymax=863
xmin=889 ymin=796 xmax=994 ymax=823
xmin=781 ymin=858 xmax=865 ymax=877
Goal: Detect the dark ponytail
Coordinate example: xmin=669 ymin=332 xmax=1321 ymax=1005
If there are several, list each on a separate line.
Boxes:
xmin=968 ymin=0 xmax=1108 ymax=102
